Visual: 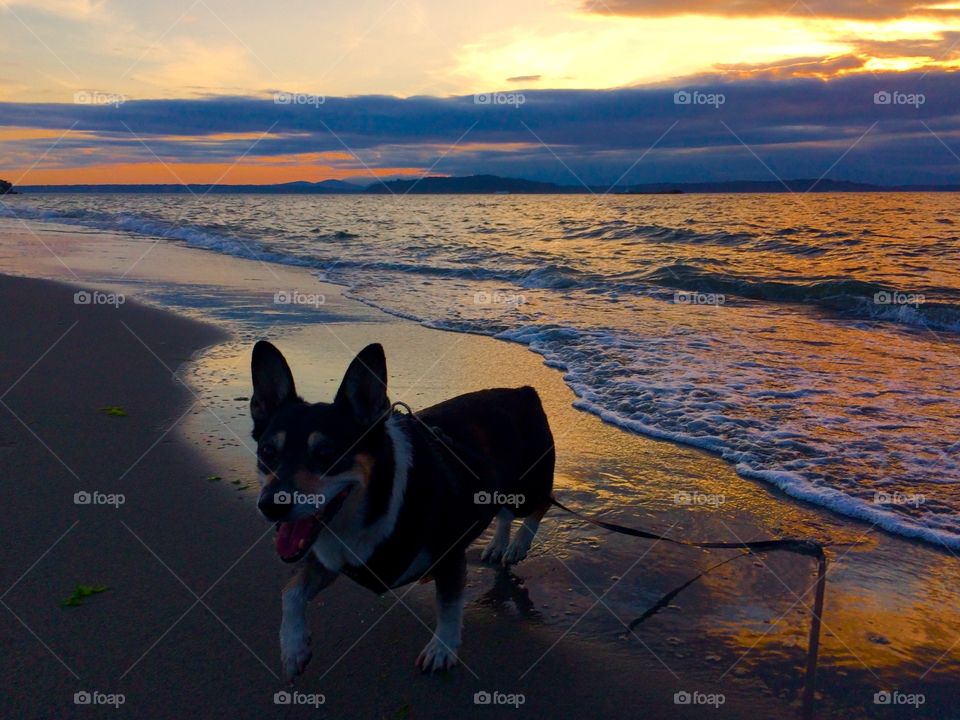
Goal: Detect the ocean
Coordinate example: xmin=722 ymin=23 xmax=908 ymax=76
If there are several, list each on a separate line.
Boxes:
xmin=4 ymin=191 xmax=959 ymax=548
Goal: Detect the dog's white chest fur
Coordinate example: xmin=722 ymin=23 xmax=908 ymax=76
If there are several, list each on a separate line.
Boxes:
xmin=310 ymin=416 xmax=412 ymax=572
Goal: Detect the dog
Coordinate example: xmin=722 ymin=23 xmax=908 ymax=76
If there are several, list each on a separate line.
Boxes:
xmin=250 ymin=340 xmax=555 ymax=678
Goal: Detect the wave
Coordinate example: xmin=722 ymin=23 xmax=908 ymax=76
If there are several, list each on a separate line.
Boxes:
xmin=0 ymin=203 xmax=300 ymax=265
xmin=310 ymin=229 xmax=359 ymax=241
xmin=562 ymin=220 xmax=863 ymax=253
xmin=563 ymin=221 xmax=755 ymax=246
xmin=519 ymin=264 xmax=592 ymax=289
xmin=4 ymin=203 xmax=959 ymax=334
xmin=635 ymin=263 xmax=960 ymax=333
xmin=346 ymin=260 xmax=960 ymax=333
xmin=497 ymin=323 xmax=960 ymax=550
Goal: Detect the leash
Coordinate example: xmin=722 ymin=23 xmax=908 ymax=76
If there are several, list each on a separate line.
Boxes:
xmin=549 ymin=499 xmax=827 ymax=720
xmin=550 ymin=497 xmax=828 ymax=720
xmin=549 ymin=496 xmax=825 ymax=556
xmin=392 ymin=400 xmax=829 ymax=720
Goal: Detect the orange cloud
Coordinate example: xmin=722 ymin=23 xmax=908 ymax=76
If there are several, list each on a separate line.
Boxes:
xmin=0 ymin=127 xmax=101 ymax=142
xmin=148 ymin=131 xmax=311 ymax=144
xmin=241 ymin=151 xmax=357 ymax=166
xmin=9 ymin=160 xmax=422 ymax=185
xmin=708 ymin=31 xmax=960 ymax=79
xmin=713 ymin=55 xmax=868 ymax=80
xmin=581 ymin=0 xmax=960 ymax=20
xmin=455 ymin=142 xmax=541 ymax=152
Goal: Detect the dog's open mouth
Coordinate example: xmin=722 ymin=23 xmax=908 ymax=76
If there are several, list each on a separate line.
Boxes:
xmin=274 ymin=488 xmax=351 ymax=563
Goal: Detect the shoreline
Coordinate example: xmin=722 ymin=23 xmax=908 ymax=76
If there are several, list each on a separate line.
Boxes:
xmin=0 ymin=275 xmax=790 ymax=719
xmin=1 ymin=219 xmax=959 ymax=717
xmin=6 ymin=189 xmax=958 ymax=554
xmin=2 ymin=210 xmax=952 ymax=553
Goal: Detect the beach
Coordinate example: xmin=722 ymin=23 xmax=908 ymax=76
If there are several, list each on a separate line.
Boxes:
xmin=1 ymin=216 xmax=958 ymax=719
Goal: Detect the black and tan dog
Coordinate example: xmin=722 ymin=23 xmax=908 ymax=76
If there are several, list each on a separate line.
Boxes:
xmin=250 ymin=341 xmax=554 ymax=677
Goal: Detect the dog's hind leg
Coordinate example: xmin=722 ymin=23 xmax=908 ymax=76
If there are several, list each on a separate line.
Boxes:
xmin=503 ymin=499 xmax=550 ymax=566
xmin=416 ymin=552 xmax=466 ymax=673
xmin=480 ymin=508 xmax=513 ymax=564
xmin=280 ymin=555 xmax=338 ymax=680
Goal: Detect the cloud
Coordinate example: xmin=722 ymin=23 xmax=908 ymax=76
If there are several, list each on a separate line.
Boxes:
xmin=129 ymin=39 xmax=258 ymax=97
xmin=849 ymin=31 xmax=960 ymax=60
xmin=4 ymin=0 xmax=103 ymax=19
xmin=706 ymin=30 xmax=960 ymax=79
xmin=506 ymin=75 xmax=543 ymax=82
xmin=712 ymin=55 xmax=868 ymax=79
xmin=580 ymin=0 xmax=960 ymax=20
xmin=1 ymin=71 xmax=958 ymax=185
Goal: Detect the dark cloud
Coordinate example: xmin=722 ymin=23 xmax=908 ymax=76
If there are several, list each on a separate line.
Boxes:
xmin=506 ymin=75 xmax=542 ymax=83
xmin=581 ymin=0 xmax=960 ymax=20
xmin=1 ymin=71 xmax=958 ymax=185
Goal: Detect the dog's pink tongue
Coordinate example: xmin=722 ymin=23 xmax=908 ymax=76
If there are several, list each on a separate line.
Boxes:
xmin=275 ymin=518 xmax=315 ymax=559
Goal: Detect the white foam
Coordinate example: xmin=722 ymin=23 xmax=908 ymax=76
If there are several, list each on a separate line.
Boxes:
xmin=498 ymin=322 xmax=960 ymax=550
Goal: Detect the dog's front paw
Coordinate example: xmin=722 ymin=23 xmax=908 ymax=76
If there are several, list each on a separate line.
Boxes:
xmin=480 ymin=539 xmax=508 ymax=564
xmin=415 ymin=636 xmax=460 ymax=673
xmin=281 ymin=629 xmax=312 ymax=680
xmin=502 ymin=537 xmax=531 ymax=565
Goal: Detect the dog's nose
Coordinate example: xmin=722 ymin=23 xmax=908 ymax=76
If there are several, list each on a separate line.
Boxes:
xmin=257 ymin=488 xmax=288 ymax=521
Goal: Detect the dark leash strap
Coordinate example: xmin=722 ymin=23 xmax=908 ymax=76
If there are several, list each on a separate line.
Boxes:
xmin=548 ymin=495 xmax=828 ymax=720
xmin=392 ymin=400 xmax=829 ymax=720
xmin=550 ymin=496 xmax=826 ymax=556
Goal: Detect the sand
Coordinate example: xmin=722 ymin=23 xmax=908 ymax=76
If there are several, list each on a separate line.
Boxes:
xmin=0 ymin=273 xmax=790 ymax=719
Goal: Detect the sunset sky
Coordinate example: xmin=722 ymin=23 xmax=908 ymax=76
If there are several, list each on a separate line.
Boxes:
xmin=0 ymin=0 xmax=958 ymax=185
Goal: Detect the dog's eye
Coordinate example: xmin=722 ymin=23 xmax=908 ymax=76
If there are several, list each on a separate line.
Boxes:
xmin=310 ymin=445 xmax=339 ymax=471
xmin=259 ymin=445 xmax=278 ymax=465
xmin=311 ymin=445 xmax=331 ymax=463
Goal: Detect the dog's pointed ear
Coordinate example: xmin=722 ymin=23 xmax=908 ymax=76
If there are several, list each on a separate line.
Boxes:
xmin=334 ymin=343 xmax=389 ymax=428
xmin=251 ymin=340 xmax=297 ymax=439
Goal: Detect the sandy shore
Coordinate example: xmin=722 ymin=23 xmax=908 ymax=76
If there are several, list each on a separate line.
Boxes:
xmin=1 ymin=217 xmax=958 ymax=718
xmin=0 ymin=276 xmax=788 ymax=720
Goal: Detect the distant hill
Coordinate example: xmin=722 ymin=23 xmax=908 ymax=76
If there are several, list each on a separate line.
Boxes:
xmin=14 ymin=175 xmax=960 ymax=194
xmin=364 ymin=174 xmax=577 ymax=194
xmin=0 ymin=179 xmax=16 ymax=194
